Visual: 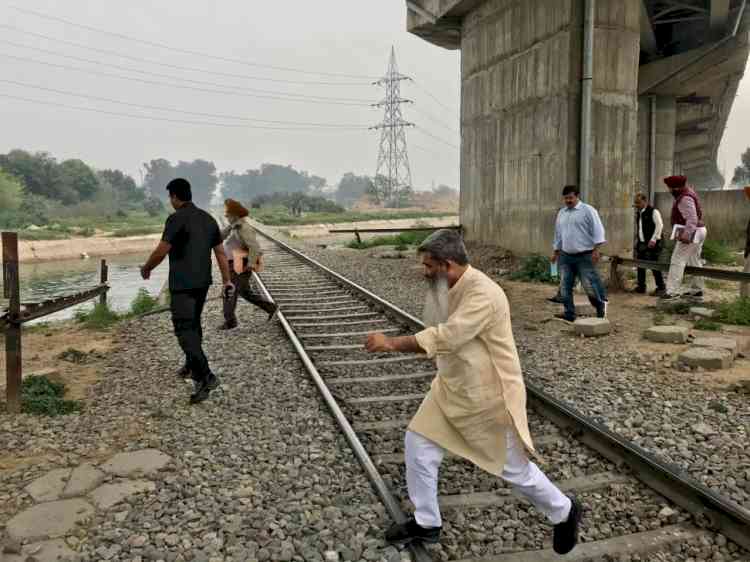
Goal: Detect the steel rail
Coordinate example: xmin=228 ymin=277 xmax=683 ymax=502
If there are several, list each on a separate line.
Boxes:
xmin=254 ymin=225 xmax=750 ymax=551
xmin=250 ymin=257 xmax=432 ymax=562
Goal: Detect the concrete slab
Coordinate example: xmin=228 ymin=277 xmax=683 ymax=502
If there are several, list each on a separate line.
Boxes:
xmin=24 ymin=468 xmax=71 ymax=503
xmin=89 ymin=479 xmax=156 ymax=510
xmin=574 ymin=318 xmax=611 ymax=337
xmin=1 ymin=539 xmax=76 ymax=562
xmin=6 ymin=499 xmax=94 ymax=542
xmin=689 ymin=306 xmax=715 ymax=318
xmin=62 ymin=463 xmax=105 ymax=498
xmin=100 ymin=449 xmax=171 ymax=477
xmin=644 ymin=325 xmax=689 ymax=344
xmin=679 ymin=347 xmax=733 ymax=370
xmin=692 ymin=337 xmax=739 ymax=359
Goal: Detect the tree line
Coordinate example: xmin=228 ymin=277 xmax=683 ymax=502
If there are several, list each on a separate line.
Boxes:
xmin=0 ymin=148 xmax=459 ymax=229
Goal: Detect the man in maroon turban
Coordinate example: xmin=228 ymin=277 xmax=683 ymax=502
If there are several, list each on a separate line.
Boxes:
xmin=661 ymin=175 xmax=707 ymax=299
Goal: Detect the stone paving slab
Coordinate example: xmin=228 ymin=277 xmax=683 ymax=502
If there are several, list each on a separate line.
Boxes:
xmin=692 ymin=337 xmax=739 ymax=359
xmin=689 ymin=306 xmax=715 ymax=318
xmin=62 ymin=463 xmax=105 ymax=498
xmin=644 ymin=325 xmax=689 ymax=344
xmin=89 ymin=479 xmax=156 ymax=510
xmin=678 ymin=347 xmax=734 ymax=370
xmin=574 ymin=318 xmax=611 ymax=337
xmin=2 ymin=539 xmax=76 ymax=562
xmin=24 ymin=468 xmax=71 ymax=503
xmin=6 ymin=498 xmax=94 ymax=542
xmin=100 ymin=449 xmax=172 ymax=477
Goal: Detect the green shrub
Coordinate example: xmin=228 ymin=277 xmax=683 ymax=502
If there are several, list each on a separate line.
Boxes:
xmin=108 ymin=226 xmax=162 ymax=238
xmin=21 ymin=375 xmax=81 ymax=416
xmin=659 ymin=300 xmax=692 ymax=315
xmin=694 ymin=319 xmax=722 ymax=331
xmin=510 ymin=255 xmax=556 ymax=284
xmin=714 ymin=297 xmax=750 ymax=326
xmin=702 ymin=240 xmax=738 ymax=266
xmin=346 ymin=230 xmax=431 ymax=250
xmin=74 ymin=302 xmax=121 ymax=329
xmin=130 ymin=288 xmax=159 ymax=315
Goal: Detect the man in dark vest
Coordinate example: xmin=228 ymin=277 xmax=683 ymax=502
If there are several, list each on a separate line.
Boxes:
xmin=633 ymin=192 xmax=666 ymax=295
xmin=662 ymin=175 xmax=707 ymax=300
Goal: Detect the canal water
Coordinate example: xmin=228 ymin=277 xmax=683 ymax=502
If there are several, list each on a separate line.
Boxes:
xmin=14 ymin=254 xmax=169 ymax=324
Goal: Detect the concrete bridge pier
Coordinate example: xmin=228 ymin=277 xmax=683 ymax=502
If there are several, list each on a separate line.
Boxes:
xmin=407 ymin=0 xmax=750 ymax=255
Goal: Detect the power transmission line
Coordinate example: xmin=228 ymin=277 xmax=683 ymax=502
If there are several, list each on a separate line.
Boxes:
xmin=411 ymin=105 xmax=459 ymax=135
xmin=0 ymin=79 xmax=369 ymax=128
xmin=410 ymin=78 xmax=458 ymax=114
xmin=10 ymin=5 xmax=380 ymax=80
xmin=0 ymin=92 xmax=370 ymax=131
xmin=0 ymin=24 xmax=372 ymax=87
xmin=413 ymin=126 xmax=460 ymax=150
xmin=0 ymin=53 xmax=374 ymax=107
xmin=0 ymin=40 xmax=373 ymax=103
xmin=371 ymin=47 xmax=414 ymax=206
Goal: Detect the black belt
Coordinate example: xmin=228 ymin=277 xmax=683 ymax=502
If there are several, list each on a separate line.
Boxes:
xmin=561 ymin=250 xmax=593 ymax=257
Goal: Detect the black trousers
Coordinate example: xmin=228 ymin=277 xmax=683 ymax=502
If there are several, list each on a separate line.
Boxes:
xmin=170 ymin=287 xmax=211 ymax=381
xmin=223 ymin=262 xmax=274 ymax=324
xmin=635 ymin=242 xmax=665 ymax=291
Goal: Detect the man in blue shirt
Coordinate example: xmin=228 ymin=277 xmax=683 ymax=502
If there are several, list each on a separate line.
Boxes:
xmin=551 ymin=185 xmax=608 ymax=322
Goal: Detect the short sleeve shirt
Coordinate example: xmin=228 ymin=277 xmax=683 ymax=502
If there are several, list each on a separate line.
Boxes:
xmin=162 ymin=203 xmax=221 ymax=291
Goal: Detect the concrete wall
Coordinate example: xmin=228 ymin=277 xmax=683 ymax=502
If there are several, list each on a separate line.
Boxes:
xmin=459 ymin=0 xmax=640 ymax=255
xmin=654 ymin=189 xmax=750 ymax=243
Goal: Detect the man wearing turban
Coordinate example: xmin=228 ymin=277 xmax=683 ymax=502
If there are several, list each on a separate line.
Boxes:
xmin=662 ymin=175 xmax=707 ymax=299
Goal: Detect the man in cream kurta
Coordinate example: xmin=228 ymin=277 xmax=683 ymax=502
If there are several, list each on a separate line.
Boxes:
xmin=366 ymin=229 xmax=581 ymax=553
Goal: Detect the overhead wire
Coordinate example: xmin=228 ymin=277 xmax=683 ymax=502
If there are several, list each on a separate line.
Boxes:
xmin=0 ymin=78 xmax=370 ymax=128
xmin=9 ymin=5 xmax=380 ymax=80
xmin=413 ymin=126 xmax=460 ymax=150
xmin=0 ymin=24 xmax=372 ymax=87
xmin=0 ymin=92 xmax=370 ymax=131
xmin=0 ymin=53 xmax=375 ymax=107
xmin=0 ymin=40 xmax=374 ymax=103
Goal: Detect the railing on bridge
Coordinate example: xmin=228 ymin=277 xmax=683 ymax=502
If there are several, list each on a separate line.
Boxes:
xmin=328 ymin=224 xmax=463 ymax=244
xmin=609 ymin=255 xmax=750 ymax=294
xmin=2 ymin=232 xmax=110 ymax=414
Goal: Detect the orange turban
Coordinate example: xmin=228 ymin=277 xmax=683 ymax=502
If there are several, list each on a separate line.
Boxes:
xmin=224 ymin=199 xmax=249 ymax=218
xmin=663 ymin=175 xmax=687 ymax=188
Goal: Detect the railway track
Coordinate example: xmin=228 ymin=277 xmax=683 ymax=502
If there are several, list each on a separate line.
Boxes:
xmin=249 ymin=226 xmax=750 ymax=562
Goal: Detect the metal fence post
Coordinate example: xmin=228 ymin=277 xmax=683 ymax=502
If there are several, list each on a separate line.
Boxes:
xmin=99 ymin=259 xmax=108 ymax=307
xmin=3 ymin=232 xmax=22 ymax=414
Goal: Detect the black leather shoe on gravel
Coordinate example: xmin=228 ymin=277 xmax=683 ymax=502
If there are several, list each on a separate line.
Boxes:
xmin=385 ymin=517 xmax=441 ymax=545
xmin=177 ymin=365 xmax=191 ymax=379
xmin=189 ymin=382 xmax=210 ymax=405
xmin=206 ymin=374 xmax=221 ymax=391
xmin=553 ymin=495 xmax=582 ymax=555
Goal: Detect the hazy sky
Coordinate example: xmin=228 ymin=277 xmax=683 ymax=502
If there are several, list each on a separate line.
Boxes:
xmin=1 ymin=2 xmax=748 ymax=191
xmin=0 ymin=1 xmax=461 ymax=190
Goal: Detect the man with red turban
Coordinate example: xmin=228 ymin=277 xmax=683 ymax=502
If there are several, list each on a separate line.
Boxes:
xmin=662 ymin=175 xmax=707 ymax=299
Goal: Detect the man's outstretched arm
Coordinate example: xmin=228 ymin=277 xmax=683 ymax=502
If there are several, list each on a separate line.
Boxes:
xmin=141 ymin=242 xmax=171 ymax=279
xmin=365 ymin=333 xmax=425 ymax=354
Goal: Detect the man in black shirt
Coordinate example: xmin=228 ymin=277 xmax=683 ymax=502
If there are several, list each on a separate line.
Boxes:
xmin=140 ymin=178 xmax=234 ymax=404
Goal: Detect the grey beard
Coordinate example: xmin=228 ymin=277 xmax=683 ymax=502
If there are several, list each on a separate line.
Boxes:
xmin=423 ymin=276 xmax=450 ymax=327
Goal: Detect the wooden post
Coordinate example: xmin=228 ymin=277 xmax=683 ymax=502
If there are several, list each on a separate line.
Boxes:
xmin=3 ymin=232 xmax=22 ymax=414
xmin=99 ymin=259 xmax=108 ymax=307
xmin=608 ymin=256 xmax=625 ymax=293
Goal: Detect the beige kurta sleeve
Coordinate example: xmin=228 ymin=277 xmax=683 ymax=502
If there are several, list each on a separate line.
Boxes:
xmin=414 ymin=286 xmax=497 ymax=357
xmin=238 ymin=221 xmax=261 ymax=262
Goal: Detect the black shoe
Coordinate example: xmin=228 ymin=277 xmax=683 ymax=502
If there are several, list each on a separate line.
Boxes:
xmin=177 ymin=365 xmax=191 ymax=379
xmin=266 ymin=304 xmax=279 ymax=322
xmin=206 ymin=374 xmax=221 ymax=391
xmin=553 ymin=496 xmax=582 ymax=555
xmin=659 ymin=292 xmax=679 ymax=300
xmin=219 ymin=321 xmax=238 ymax=330
xmin=384 ymin=517 xmax=441 ymax=545
xmin=189 ymin=379 xmax=211 ymax=404
xmin=554 ymin=313 xmax=575 ymax=323
xmin=633 ymin=287 xmax=646 ymax=294
xmin=688 ymin=291 xmax=704 ymax=298
xmin=547 ymin=295 xmax=565 ymax=304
